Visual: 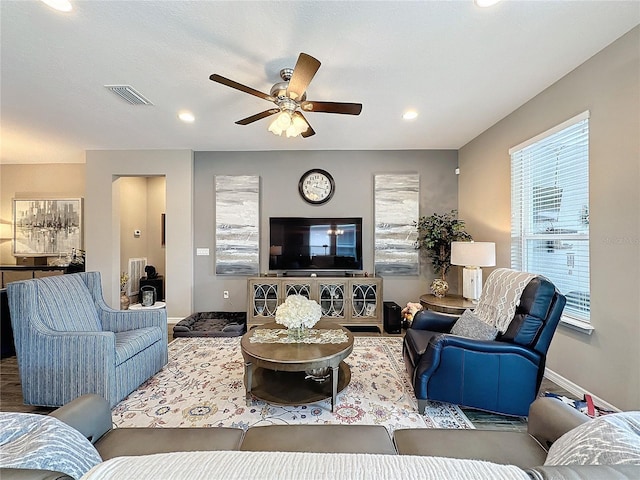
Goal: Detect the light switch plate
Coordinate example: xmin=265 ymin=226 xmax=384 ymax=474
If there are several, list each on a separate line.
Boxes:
xmin=196 ymin=248 xmax=210 ymax=256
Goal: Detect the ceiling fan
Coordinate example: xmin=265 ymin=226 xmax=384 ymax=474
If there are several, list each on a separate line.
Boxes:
xmin=210 ymin=53 xmax=362 ymax=138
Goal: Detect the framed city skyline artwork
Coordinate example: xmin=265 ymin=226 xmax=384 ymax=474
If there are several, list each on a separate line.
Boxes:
xmin=13 ymin=198 xmax=83 ymax=256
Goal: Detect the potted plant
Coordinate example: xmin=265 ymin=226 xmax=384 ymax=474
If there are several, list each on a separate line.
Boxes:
xmin=414 ymin=209 xmax=472 ymax=297
xmin=120 ymin=272 xmax=130 ymax=310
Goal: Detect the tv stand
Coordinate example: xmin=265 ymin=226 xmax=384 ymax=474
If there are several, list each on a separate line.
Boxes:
xmin=247 ymin=276 xmax=382 ymax=331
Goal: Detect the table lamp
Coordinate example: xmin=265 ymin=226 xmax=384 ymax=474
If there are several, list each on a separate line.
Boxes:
xmin=451 ymin=241 xmax=496 ymax=302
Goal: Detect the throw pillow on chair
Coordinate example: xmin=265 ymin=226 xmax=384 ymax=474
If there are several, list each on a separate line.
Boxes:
xmin=450 ymin=309 xmax=498 ymax=340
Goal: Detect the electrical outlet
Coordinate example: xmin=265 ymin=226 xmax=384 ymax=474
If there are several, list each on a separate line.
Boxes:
xmin=223 ymin=291 xmax=229 ymax=299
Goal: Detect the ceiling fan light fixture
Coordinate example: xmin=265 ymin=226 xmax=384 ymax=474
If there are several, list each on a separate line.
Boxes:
xmin=268 ymin=112 xmax=290 ymax=136
xmin=268 ymin=120 xmax=284 ymax=136
xmin=269 ymin=111 xmax=308 ymax=138
xmin=276 ymin=111 xmax=293 ymax=129
xmin=292 ymin=115 xmax=308 ymax=133
xmin=286 ymin=125 xmax=299 ymax=138
xmin=210 ymin=52 xmax=360 ymax=139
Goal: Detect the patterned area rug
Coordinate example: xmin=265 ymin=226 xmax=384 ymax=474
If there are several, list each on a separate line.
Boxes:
xmin=113 ymin=337 xmax=474 ymax=432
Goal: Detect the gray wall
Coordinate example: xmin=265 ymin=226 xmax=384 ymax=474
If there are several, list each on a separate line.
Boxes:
xmin=85 ymin=150 xmax=193 ymax=319
xmin=458 ymin=26 xmax=640 ymax=411
xmin=193 ymin=150 xmax=459 ymax=313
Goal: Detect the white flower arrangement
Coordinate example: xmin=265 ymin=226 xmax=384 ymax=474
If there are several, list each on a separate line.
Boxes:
xmin=275 ymin=294 xmax=322 ymax=330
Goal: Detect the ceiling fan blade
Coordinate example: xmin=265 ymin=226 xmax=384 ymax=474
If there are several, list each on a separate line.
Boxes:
xmin=292 ymin=111 xmax=315 ymax=138
xmin=300 ymin=101 xmax=362 ymax=115
xmin=235 ymin=109 xmax=281 ymax=125
xmin=286 ymin=53 xmax=321 ymax=101
xmin=210 ymin=74 xmax=274 ymax=102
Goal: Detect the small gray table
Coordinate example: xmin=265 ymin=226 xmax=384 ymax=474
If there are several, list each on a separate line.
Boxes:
xmin=240 ymin=320 xmax=354 ymax=412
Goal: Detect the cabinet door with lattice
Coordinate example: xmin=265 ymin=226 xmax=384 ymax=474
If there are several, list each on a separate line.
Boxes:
xmin=247 ymin=280 xmax=279 ymax=326
xmin=350 ymin=280 xmax=380 ymax=322
xmin=282 ymin=279 xmax=313 ymax=300
xmin=318 ymin=281 xmax=347 ymax=320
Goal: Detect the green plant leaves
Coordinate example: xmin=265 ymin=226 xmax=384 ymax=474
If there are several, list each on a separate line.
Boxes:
xmin=414 ymin=209 xmax=472 ymax=277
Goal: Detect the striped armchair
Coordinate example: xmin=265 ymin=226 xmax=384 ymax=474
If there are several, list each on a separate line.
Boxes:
xmin=7 ymin=272 xmax=168 ymax=408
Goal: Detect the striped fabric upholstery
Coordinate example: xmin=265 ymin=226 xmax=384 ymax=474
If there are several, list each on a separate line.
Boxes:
xmin=115 ymin=340 xmax=167 ymax=403
xmin=7 ymin=272 xmax=168 ymax=408
xmin=115 ymin=328 xmax=162 ymax=366
xmin=37 ymin=274 xmax=102 ymax=331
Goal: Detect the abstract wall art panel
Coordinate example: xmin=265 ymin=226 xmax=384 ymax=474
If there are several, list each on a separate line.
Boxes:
xmin=215 ymin=175 xmax=260 ymax=275
xmin=374 ymin=174 xmax=419 ymax=275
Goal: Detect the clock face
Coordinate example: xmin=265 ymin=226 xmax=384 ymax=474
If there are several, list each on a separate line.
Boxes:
xmin=298 ymin=169 xmax=335 ymax=205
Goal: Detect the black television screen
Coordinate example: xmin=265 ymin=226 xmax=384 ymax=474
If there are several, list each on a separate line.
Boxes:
xmin=269 ymin=217 xmax=363 ymax=272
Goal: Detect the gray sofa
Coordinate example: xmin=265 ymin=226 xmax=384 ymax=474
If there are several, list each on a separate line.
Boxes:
xmin=1 ymin=395 xmax=637 ymax=479
xmin=394 ymin=397 xmax=639 ymax=479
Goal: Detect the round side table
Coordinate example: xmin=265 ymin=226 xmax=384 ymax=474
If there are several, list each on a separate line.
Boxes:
xmin=419 ymin=294 xmax=475 ymax=315
xmin=129 ymin=301 xmax=166 ymax=310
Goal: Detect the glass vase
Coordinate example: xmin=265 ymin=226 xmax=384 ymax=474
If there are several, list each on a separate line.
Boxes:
xmin=288 ymin=325 xmax=308 ymax=341
xmin=120 ymin=292 xmax=130 ymax=310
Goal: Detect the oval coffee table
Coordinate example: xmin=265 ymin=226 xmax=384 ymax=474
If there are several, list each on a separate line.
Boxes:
xmin=240 ymin=320 xmax=354 ymax=412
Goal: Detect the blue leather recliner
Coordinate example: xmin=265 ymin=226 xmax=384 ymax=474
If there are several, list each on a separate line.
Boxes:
xmin=403 ymin=276 xmax=566 ymax=417
xmin=7 ymin=272 xmax=168 ymax=408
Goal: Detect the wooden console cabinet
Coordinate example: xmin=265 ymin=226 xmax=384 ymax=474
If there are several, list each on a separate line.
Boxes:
xmin=247 ymin=276 xmax=382 ymax=331
xmin=0 ymin=266 xmax=66 ymax=288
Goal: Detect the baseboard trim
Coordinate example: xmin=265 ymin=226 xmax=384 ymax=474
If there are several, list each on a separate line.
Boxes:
xmin=167 ymin=317 xmax=181 ymax=325
xmin=544 ymin=368 xmax=620 ymax=412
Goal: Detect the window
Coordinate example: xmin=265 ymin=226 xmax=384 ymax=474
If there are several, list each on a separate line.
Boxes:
xmin=510 ymin=111 xmax=590 ymax=325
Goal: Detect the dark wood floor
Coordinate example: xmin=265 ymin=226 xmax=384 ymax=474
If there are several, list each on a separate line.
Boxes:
xmin=0 ymin=326 xmax=577 ymax=430
xmin=1 ymin=355 xmax=52 ymax=414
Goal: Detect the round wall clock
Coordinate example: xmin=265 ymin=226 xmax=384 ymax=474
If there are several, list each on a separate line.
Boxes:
xmin=298 ymin=169 xmax=335 ymax=205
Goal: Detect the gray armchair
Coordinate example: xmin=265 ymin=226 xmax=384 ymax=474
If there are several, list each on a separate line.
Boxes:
xmin=7 ymin=272 xmax=167 ymax=408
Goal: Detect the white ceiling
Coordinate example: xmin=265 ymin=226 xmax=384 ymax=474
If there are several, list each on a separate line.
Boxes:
xmin=1 ymin=1 xmax=639 ymax=164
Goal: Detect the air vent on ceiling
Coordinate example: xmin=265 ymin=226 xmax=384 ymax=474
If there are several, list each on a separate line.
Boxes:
xmin=105 ymin=85 xmax=153 ymax=105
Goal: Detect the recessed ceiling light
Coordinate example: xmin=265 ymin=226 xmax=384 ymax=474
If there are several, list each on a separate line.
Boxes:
xmin=474 ymin=0 xmax=501 ymax=7
xmin=403 ymin=110 xmax=418 ymax=120
xmin=178 ymin=111 xmax=195 ymax=123
xmin=41 ymin=0 xmax=72 ymax=12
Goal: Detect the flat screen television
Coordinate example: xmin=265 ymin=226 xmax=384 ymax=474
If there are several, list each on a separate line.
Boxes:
xmin=269 ymin=217 xmax=363 ymax=273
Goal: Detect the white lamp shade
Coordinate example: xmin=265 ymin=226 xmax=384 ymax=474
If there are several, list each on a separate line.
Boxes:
xmin=450 ymin=241 xmax=496 ymax=267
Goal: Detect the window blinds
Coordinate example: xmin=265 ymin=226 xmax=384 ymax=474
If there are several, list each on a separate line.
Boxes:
xmin=511 ymin=112 xmax=590 ymax=321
